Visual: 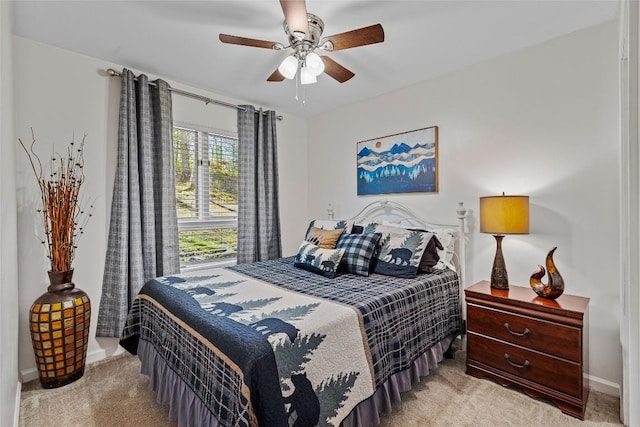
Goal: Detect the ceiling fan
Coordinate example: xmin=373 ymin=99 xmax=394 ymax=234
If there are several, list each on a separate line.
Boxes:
xmin=219 ymin=0 xmax=385 ymax=84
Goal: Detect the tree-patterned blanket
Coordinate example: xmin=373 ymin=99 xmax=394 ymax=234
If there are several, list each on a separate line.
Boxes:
xmin=120 ymin=256 xmax=462 ymax=427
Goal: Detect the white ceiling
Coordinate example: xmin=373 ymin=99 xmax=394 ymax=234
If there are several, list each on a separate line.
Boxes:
xmin=13 ymin=1 xmax=619 ymax=118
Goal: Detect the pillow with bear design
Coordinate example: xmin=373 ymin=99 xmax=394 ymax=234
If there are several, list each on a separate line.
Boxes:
xmin=367 ymin=224 xmax=432 ymax=279
xmin=293 ymin=241 xmax=346 ymax=278
xmin=366 ymin=222 xmax=454 ymax=272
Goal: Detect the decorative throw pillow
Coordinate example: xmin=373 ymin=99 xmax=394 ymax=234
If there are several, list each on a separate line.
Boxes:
xmin=418 ymin=235 xmax=443 ymax=273
xmin=350 ymin=224 xmax=364 ymax=234
xmin=306 ymin=219 xmax=355 ymax=235
xmin=369 ymin=224 xmax=432 ymax=279
xmin=305 ymin=226 xmax=344 ymax=249
xmin=336 ymin=232 xmax=382 ymax=276
xmin=362 ymin=223 xmax=378 ymax=234
xmin=429 ymin=227 xmax=457 ymax=270
xmin=293 ymin=241 xmax=345 ymax=278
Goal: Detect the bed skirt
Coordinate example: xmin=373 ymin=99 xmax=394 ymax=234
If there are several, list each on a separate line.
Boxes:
xmin=138 ymin=333 xmax=457 ymax=427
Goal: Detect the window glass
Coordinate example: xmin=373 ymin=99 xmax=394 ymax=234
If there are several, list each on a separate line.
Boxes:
xmin=173 ymin=126 xmax=238 ymax=268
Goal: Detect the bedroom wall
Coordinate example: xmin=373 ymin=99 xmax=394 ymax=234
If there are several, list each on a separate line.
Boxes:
xmin=13 ymin=36 xmax=308 ymax=380
xmin=306 ymin=20 xmax=620 ymax=394
xmin=0 ymin=2 xmax=20 ymax=425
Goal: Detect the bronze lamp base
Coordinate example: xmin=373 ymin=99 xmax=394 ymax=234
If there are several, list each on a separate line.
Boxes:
xmin=490 ymin=234 xmax=509 ymax=290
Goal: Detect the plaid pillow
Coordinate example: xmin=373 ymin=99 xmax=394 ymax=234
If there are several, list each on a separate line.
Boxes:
xmin=336 ymin=233 xmax=382 ymax=276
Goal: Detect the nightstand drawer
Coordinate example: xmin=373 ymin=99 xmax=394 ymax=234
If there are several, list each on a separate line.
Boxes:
xmin=467 ymin=332 xmax=582 ymax=397
xmin=467 ymin=303 xmax=581 ymax=362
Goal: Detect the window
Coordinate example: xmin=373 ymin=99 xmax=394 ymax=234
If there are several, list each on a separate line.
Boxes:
xmin=173 ymin=125 xmax=238 ymax=268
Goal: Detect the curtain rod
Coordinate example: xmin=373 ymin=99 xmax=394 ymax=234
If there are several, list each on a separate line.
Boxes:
xmin=106 ymin=69 xmax=283 ymax=121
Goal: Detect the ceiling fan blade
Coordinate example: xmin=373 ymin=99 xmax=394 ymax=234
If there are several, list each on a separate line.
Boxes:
xmin=280 ymin=0 xmax=309 ymax=37
xmin=219 ymin=34 xmax=279 ymax=49
xmin=321 ymin=56 xmax=355 ymax=83
xmin=322 ymin=24 xmax=384 ymax=51
xmin=267 ymin=69 xmax=285 ymax=82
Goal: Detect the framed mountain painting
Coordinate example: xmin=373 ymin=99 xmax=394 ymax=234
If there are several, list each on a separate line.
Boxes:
xmin=357 ymin=126 xmax=438 ymax=195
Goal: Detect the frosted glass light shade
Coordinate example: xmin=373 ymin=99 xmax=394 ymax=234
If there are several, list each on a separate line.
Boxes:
xmin=306 ymin=52 xmax=325 ymax=77
xmin=300 ymin=67 xmax=317 ymax=85
xmin=278 ymin=55 xmax=298 ymax=80
xmin=480 ymin=195 xmax=529 ymax=235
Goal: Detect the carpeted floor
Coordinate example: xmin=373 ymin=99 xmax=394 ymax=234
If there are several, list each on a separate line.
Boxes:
xmin=20 ymin=346 xmax=622 ymax=427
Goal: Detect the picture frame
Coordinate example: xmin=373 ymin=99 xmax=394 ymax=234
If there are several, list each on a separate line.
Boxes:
xmin=357 ymin=126 xmax=438 ymax=195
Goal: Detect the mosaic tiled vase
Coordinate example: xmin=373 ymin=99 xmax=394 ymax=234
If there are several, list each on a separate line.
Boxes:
xmin=29 ymin=269 xmax=91 ymax=389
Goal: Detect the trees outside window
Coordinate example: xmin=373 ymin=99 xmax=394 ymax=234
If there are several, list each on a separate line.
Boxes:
xmin=173 ymin=126 xmax=238 ymax=267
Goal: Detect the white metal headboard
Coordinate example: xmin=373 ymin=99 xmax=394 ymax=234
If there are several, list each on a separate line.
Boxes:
xmin=334 ymin=199 xmax=467 ymax=288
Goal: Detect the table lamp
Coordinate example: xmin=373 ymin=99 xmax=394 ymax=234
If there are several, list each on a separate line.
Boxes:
xmin=480 ymin=194 xmax=529 ymax=290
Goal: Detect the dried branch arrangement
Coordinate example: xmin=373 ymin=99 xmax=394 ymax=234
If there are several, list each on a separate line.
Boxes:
xmin=19 ymin=130 xmax=95 ymax=272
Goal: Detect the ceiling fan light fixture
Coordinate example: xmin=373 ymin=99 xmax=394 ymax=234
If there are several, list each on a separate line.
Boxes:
xmin=292 ymin=30 xmax=306 ymax=40
xmin=278 ymin=55 xmax=298 ymax=79
xmin=300 ymin=66 xmax=317 ymax=85
xmin=219 ymin=1 xmax=385 ymax=86
xmin=305 ymin=52 xmax=324 ymax=76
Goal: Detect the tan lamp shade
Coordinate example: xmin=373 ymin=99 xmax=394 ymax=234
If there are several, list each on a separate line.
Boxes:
xmin=480 ymin=195 xmax=530 ymax=235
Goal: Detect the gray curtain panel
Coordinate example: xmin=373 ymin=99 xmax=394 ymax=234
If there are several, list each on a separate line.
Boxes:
xmin=237 ymin=105 xmax=282 ymax=263
xmin=96 ymin=69 xmax=180 ymax=337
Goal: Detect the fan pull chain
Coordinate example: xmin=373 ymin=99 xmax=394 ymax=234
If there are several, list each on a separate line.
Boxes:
xmin=294 ymin=67 xmax=306 ymax=104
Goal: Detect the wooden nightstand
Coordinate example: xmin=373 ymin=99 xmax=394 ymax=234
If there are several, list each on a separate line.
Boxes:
xmin=465 ymin=280 xmax=590 ymax=419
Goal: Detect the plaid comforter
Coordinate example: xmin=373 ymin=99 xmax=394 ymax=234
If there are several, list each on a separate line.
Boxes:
xmin=120 ymin=256 xmax=462 ymax=427
xmin=232 ymin=257 xmax=462 ymax=387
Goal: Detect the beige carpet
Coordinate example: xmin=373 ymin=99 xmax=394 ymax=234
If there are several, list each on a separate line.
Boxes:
xmin=20 ymin=347 xmax=622 ymax=427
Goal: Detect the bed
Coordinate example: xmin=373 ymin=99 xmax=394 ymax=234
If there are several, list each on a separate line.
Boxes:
xmin=120 ymin=200 xmax=467 ymax=427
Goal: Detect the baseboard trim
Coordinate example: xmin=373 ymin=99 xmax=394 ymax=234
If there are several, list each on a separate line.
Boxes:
xmin=587 ymin=373 xmax=620 ymax=397
xmin=19 ymin=343 xmax=620 ymax=400
xmin=20 ymin=345 xmax=125 ymax=384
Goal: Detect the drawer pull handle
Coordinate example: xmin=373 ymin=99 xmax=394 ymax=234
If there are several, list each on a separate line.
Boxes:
xmin=504 ymin=353 xmax=530 ymax=369
xmin=504 ymin=323 xmax=530 ymax=337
